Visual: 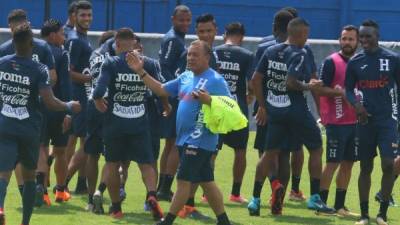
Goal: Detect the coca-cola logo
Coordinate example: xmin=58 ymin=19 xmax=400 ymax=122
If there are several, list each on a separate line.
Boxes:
xmin=1 ymin=93 xmax=28 ymax=105
xmin=113 ymin=91 xmax=145 ymax=102
xmin=266 ymin=79 xmax=286 ymax=92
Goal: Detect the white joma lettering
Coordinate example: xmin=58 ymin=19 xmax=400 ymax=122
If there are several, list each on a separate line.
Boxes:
xmin=219 ymin=61 xmax=240 ymax=71
xmin=116 ymin=73 xmax=141 ymax=82
xmin=268 ymin=60 xmax=287 ymax=71
xmin=0 ymin=71 xmax=30 ymax=85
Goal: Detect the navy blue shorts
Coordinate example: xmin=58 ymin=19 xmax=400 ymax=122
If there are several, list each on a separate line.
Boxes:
xmin=266 ymin=110 xmax=322 ymax=151
xmin=103 ymin=131 xmax=154 ymax=164
xmin=41 ymin=113 xmax=68 ymax=148
xmin=254 ymin=124 xmax=267 ymax=151
xmin=357 ymin=118 xmax=398 ymax=160
xmin=84 ymin=101 xmax=105 ymax=156
xmin=177 ymin=146 xmax=214 ymax=183
xmin=148 ymin=98 xmax=162 ymax=160
xmin=161 ymin=98 xmax=178 ymax=139
xmin=325 ymin=124 xmax=358 ymax=163
xmin=71 ymin=103 xmax=87 ymax=138
xmin=217 ymin=126 xmax=249 ymax=150
xmin=0 ymin=133 xmax=40 ymax=172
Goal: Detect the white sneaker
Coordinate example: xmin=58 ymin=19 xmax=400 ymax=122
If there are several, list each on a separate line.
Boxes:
xmin=354 ymin=218 xmax=369 ymax=225
xmin=376 ymin=216 xmax=388 ymax=225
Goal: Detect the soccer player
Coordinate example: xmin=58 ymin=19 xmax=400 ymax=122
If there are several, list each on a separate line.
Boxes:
xmin=40 ymin=19 xmax=72 ymax=203
xmin=252 ymin=18 xmax=335 ymax=216
xmin=93 ymin=28 xmax=163 ymax=220
xmin=64 ymin=0 xmax=93 ymax=195
xmin=214 ymin=22 xmax=254 ymax=204
xmin=127 ymin=39 xmax=232 ymax=225
xmin=0 ymin=9 xmax=57 ymax=205
xmin=157 ymin=4 xmax=192 ymax=202
xmin=0 ymin=23 xmax=80 ymax=225
xmin=259 ymin=7 xmax=298 ymax=44
xmin=345 ymin=20 xmax=400 ymax=225
xmin=64 ymin=1 xmax=77 ymax=39
xmin=318 ymin=25 xmax=359 ymax=216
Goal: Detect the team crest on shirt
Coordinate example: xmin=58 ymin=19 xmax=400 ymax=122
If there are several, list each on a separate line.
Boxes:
xmin=278 ymin=51 xmax=285 ymax=59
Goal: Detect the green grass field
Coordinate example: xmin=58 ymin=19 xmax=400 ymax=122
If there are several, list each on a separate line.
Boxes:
xmin=3 ymin=132 xmax=400 ymax=225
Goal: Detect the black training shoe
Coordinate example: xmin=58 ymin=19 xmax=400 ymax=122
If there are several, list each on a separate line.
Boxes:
xmin=156 ymin=190 xmax=173 ymax=202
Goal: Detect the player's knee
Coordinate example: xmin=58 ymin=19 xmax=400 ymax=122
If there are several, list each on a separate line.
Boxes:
xmin=381 ymin=159 xmax=394 ymax=174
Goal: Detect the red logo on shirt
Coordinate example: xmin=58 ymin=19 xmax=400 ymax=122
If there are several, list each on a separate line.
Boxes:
xmin=358 ymin=75 xmax=389 ymax=89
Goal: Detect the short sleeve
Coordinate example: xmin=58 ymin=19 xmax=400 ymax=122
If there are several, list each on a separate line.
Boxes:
xmin=67 ymin=39 xmax=81 ymax=68
xmin=38 ymin=64 xmax=51 ymax=89
xmin=255 ymin=50 xmax=269 ymax=76
xmin=319 ymin=57 xmax=335 ymax=87
xmin=287 ymin=53 xmax=306 ymax=79
xmin=162 ymin=77 xmax=181 ymax=97
xmin=42 ymin=43 xmax=56 ymax=70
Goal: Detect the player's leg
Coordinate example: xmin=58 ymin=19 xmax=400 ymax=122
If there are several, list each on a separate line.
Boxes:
xmin=35 ymin=145 xmax=50 ymax=206
xmin=248 ymin=151 xmax=268 ymax=216
xmin=201 ymin=181 xmax=231 ymax=225
xmin=289 ymin=148 xmax=306 ymax=201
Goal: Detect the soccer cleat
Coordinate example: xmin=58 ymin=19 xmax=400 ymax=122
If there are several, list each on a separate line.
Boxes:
xmin=200 ymin=195 xmax=208 ymax=203
xmin=247 ymin=197 xmax=261 ymax=216
xmin=0 ymin=208 xmax=5 ymax=225
xmin=34 ymin=185 xmax=44 ymax=207
xmin=147 ymin=196 xmax=164 ymax=220
xmin=307 ymin=194 xmax=336 ymax=215
xmin=153 ymin=219 xmax=168 ymax=225
xmin=177 ymin=205 xmax=211 ymax=220
xmin=92 ymin=191 xmax=104 ymax=214
xmin=270 ymin=180 xmax=285 ymax=215
xmin=119 ymin=187 xmax=127 ymax=202
xmin=376 ymin=215 xmax=389 ymax=225
xmin=86 ymin=203 xmax=94 ymax=212
xmin=375 ymin=191 xmax=397 ymax=207
xmin=354 ymin=217 xmax=369 ymax=225
xmin=336 ymin=207 xmax=360 ymax=217
xmin=156 ymin=191 xmax=173 ymax=202
xmin=55 ymin=190 xmax=71 ymax=203
xmin=43 ymin=193 xmax=51 ymax=206
xmin=229 ymin=195 xmax=248 ymax=204
xmin=110 ymin=210 xmax=123 ymax=219
xmin=289 ymin=190 xmax=307 ymax=202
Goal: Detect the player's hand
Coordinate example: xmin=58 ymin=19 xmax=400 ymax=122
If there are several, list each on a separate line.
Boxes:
xmin=94 ymin=98 xmax=108 ymax=113
xmin=255 ymin=106 xmax=267 ymax=126
xmin=62 ymin=115 xmax=72 ymax=134
xmin=355 ymin=103 xmax=369 ymax=125
xmin=309 ymin=79 xmax=323 ymax=91
xmin=68 ymin=101 xmax=81 ymax=113
xmin=191 ymin=89 xmax=212 ymax=105
xmin=162 ymin=102 xmax=172 ymax=117
xmin=126 ymin=50 xmax=144 ymax=72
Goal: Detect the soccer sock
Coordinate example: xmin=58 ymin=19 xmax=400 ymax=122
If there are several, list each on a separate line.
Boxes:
xmin=36 ymin=172 xmax=45 ymax=186
xmin=147 ymin=191 xmax=157 ymax=199
xmin=88 ymin=194 xmax=93 ymax=204
xmin=120 ymin=182 xmax=125 ymax=190
xmin=162 ymin=175 xmax=174 ymax=193
xmin=231 ymin=182 xmax=242 ymax=196
xmin=378 ymin=201 xmax=389 ymax=220
xmin=157 ymin=174 xmax=166 ymax=192
xmin=111 ymin=202 xmax=121 ymax=212
xmin=77 ymin=176 xmax=86 ymax=188
xmin=18 ymin=185 xmax=24 ymax=196
xmin=334 ymin=188 xmax=346 ymax=210
xmin=360 ymin=201 xmax=369 ymax=219
xmin=22 ymin=181 xmax=35 ymax=225
xmin=319 ymin=189 xmax=329 ymax=204
xmin=186 ymin=197 xmax=195 ymax=207
xmin=291 ymin=175 xmax=301 ymax=192
xmin=98 ymin=182 xmax=107 ymax=194
xmin=163 ymin=213 xmax=176 ymax=224
xmin=252 ymin=181 xmax=263 ymax=198
xmin=0 ymin=179 xmax=8 ymax=209
xmin=65 ymin=176 xmax=72 ymax=187
xmin=310 ymin=178 xmax=320 ymax=195
xmin=55 ymin=185 xmax=64 ymax=192
xmin=216 ymin=212 xmax=231 ymax=225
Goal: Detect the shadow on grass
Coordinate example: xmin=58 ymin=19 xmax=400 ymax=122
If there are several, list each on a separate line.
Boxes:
xmin=272 ymin=214 xmax=336 ymax=224
xmin=17 ymin=202 xmax=87 ymax=215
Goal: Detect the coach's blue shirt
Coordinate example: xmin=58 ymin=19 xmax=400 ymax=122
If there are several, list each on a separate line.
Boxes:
xmin=0 ymin=54 xmax=51 ymax=135
xmin=345 ymin=47 xmax=400 ymax=121
xmin=66 ymin=30 xmax=93 ymax=105
xmin=159 ymin=27 xmax=186 ymax=81
xmin=93 ymin=53 xmax=160 ymax=137
xmin=256 ymin=43 xmax=309 ymax=115
xmin=0 ymin=38 xmax=55 ymax=70
xmin=163 ymin=69 xmax=230 ymax=151
xmin=214 ymin=44 xmax=254 ymax=116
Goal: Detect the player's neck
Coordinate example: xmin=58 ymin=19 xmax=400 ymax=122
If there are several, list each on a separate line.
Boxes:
xmin=16 ymin=50 xmax=31 ymax=58
xmin=76 ymin=25 xmax=88 ymax=34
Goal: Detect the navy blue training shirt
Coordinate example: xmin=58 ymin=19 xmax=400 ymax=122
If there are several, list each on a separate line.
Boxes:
xmin=159 ymin=27 xmax=186 ymax=81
